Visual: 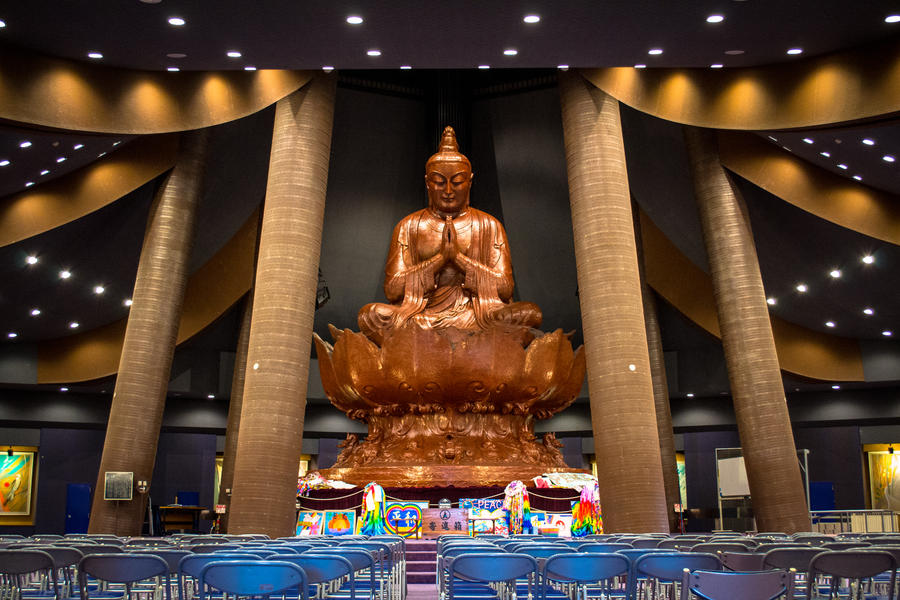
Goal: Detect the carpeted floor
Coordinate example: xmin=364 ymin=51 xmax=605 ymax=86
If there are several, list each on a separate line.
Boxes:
xmin=407 ymin=583 xmax=440 ymax=600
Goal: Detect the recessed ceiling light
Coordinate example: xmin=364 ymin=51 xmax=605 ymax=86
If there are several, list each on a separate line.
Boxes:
xmin=7 ymin=332 xmax=17 ymax=339
xmin=69 ymin=322 xmax=79 ymax=329
xmin=853 ymin=175 xmax=862 ymax=181
xmin=862 ymin=138 xmax=875 ymax=146
xmin=768 ymin=136 xmax=778 ymax=141
xmin=825 ymin=321 xmax=836 ymax=328
xmin=226 ymin=50 xmax=242 ymax=58
xmin=207 ymin=394 xmax=215 ymax=399
xmin=87 ymin=52 xmax=103 ymax=59
xmin=0 ymin=20 xmax=5 ymax=28
xmin=98 ymin=152 xmax=106 ymax=158
xmin=724 ymin=49 xmax=745 ymax=55
xmin=30 ymin=308 xmax=40 ymax=316
xmin=59 ymin=270 xmax=71 ymax=279
xmin=112 ymin=141 xmax=120 ymax=146
xmin=634 ymin=64 xmax=647 ymax=69
xmin=73 ymin=143 xmax=83 ymax=150
xmin=168 ymin=16 xmax=186 ymax=26
xmin=478 ymin=64 xmax=490 ymax=69
xmin=24 ymin=182 xmax=34 ymax=188
xmin=25 ymin=255 xmax=38 ymax=265
xmin=786 ymin=48 xmax=803 ymax=55
xmin=0 ymin=160 xmax=9 ymax=166
xmin=400 ymin=65 xmax=412 ymax=70
xmin=820 ymin=151 xmax=831 ymax=157
xmin=503 ymin=48 xmax=518 ymax=56
xmin=863 ymin=308 xmax=874 ymax=316
xmin=648 ymin=48 xmax=663 ymax=55
xmin=862 ymin=254 xmax=875 ymax=264
xmin=322 ymin=66 xmax=334 ymax=72
xmin=766 ymin=297 xmax=776 ymax=305
xmin=686 ymin=393 xmax=695 ymax=398
xmin=884 ymin=155 xmax=896 ymax=163
xmin=93 ymin=285 xmax=105 ymax=295
xmin=710 ymin=63 xmax=723 ymax=69
xmin=886 ymin=15 xmax=900 ymax=23
xmin=837 ymin=163 xmax=848 ymax=170
xmin=802 ymin=138 xmax=814 ymax=144
xmin=243 ymin=66 xmax=256 ymax=71
xmin=884 ymin=330 xmax=893 ymax=337
xmin=19 ymin=141 xmax=32 ymax=148
xmin=796 ymin=283 xmax=808 ymax=292
xmin=167 ymin=67 xmax=180 ymax=72
xmin=831 ymin=384 xmax=840 ymax=390
xmin=523 ymin=14 xmax=541 ymax=23
xmin=56 ymin=157 xmax=66 ymax=163
xmin=367 ymin=49 xmax=381 ymax=57
xmin=346 ymin=15 xmax=363 ymax=25
xmin=557 ymin=64 xmax=569 ymax=70
xmin=706 ymin=14 xmax=724 ymax=23
xmin=782 ymin=146 xmax=791 ymax=152
xmin=167 ymin=53 xmax=187 ymax=59
xmin=124 ymin=298 xmax=133 ymax=307
xmin=60 ymin=387 xmax=68 ymax=392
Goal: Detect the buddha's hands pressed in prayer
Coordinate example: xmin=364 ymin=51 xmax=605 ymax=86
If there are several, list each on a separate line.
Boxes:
xmin=441 ymin=216 xmax=459 ymax=263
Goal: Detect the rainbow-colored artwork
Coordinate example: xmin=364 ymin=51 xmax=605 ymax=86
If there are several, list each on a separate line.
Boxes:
xmin=385 ymin=502 xmax=427 ymax=538
xmin=324 ymin=511 xmax=356 ymax=535
xmin=295 ymin=511 xmax=324 ymax=535
xmin=0 ymin=452 xmax=34 ymax=516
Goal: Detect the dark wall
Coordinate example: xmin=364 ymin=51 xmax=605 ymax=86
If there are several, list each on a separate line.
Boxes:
xmin=683 ymin=430 xmax=740 ymax=531
xmin=794 ymin=426 xmax=865 ymax=509
xmin=151 ymin=432 xmax=218 ymax=513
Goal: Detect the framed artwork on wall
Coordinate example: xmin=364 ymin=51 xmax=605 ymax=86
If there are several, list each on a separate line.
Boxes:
xmin=0 ymin=450 xmax=36 ymax=516
xmin=103 ymin=471 xmax=134 ymax=501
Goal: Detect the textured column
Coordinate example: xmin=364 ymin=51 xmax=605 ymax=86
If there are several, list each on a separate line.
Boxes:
xmin=684 ymin=126 xmax=811 ymax=533
xmin=559 ymin=71 xmax=669 ymax=533
xmin=228 ymin=74 xmax=336 ymax=537
xmin=89 ymin=131 xmax=207 ymax=535
xmin=216 ymin=293 xmax=253 ymax=533
xmin=634 ymin=208 xmax=681 ymax=532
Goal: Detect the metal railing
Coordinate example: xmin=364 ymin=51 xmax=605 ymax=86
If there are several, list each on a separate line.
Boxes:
xmin=811 ymin=509 xmax=899 ymax=534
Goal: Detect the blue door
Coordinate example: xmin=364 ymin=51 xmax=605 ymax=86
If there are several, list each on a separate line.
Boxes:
xmin=65 ymin=483 xmax=92 ymax=534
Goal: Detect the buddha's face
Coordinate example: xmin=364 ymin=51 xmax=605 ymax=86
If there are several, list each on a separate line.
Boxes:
xmin=425 ymin=160 xmax=473 ymax=216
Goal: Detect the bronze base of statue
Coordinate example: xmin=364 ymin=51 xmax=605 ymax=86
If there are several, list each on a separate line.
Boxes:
xmin=314 ymin=324 xmax=586 ymax=488
xmin=318 ymin=465 xmax=587 ymax=488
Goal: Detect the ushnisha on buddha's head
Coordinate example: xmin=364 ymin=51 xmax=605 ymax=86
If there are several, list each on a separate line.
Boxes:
xmin=425 ymin=126 xmax=474 ymax=218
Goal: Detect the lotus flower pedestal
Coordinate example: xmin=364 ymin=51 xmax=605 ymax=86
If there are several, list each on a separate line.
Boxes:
xmin=314 ymin=324 xmax=586 ymax=487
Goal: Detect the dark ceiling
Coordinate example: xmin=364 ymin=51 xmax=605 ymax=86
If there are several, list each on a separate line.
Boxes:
xmin=0 ymin=2 xmax=898 ymax=398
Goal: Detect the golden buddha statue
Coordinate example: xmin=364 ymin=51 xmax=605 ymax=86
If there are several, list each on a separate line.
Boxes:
xmin=314 ymin=126 xmax=585 ymax=487
xmin=358 ymin=126 xmax=542 ymax=345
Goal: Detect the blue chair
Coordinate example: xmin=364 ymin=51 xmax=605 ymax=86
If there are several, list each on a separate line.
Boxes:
xmin=339 ymin=542 xmax=396 ymax=600
xmin=308 ymin=548 xmax=377 ymax=600
xmin=197 ymin=560 xmax=307 ymax=600
xmin=446 ymin=553 xmax=538 ymax=600
xmin=633 ymin=552 xmax=721 ymax=600
xmin=540 ymin=553 xmax=629 ymax=600
xmin=77 ymin=554 xmax=170 ymax=600
xmin=265 ymin=554 xmax=354 ymax=600
xmin=0 ymin=549 xmax=59 ymax=600
xmin=177 ymin=553 xmax=262 ymax=600
xmin=680 ymin=569 xmax=794 ymax=600
xmin=807 ymin=550 xmax=897 ymax=600
xmin=721 ymin=552 xmax=767 ymax=572
xmin=31 ymin=546 xmax=83 ymax=598
xmin=578 ymin=542 xmax=633 ymax=553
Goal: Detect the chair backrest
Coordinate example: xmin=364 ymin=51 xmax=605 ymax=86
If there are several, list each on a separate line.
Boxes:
xmin=79 ymin=553 xmax=169 ymax=584
xmin=808 ymin=549 xmax=897 ymax=582
xmin=197 ymin=560 xmax=307 ymax=600
xmin=265 ymin=553 xmax=353 ymax=586
xmin=822 ymin=541 xmax=871 ymax=550
xmin=449 ymin=552 xmax=537 ymax=583
xmin=789 ymin=534 xmax=832 ymax=546
xmin=762 ymin=547 xmax=823 ymax=572
xmin=720 ymin=552 xmax=767 ymax=572
xmin=681 ymin=568 xmax=794 ymax=600
xmin=30 ymin=546 xmax=84 ymax=568
xmin=190 ymin=543 xmax=241 ymax=553
xmin=514 ymin=545 xmax=576 ymax=560
xmin=73 ymin=544 xmax=125 ymax=555
xmin=129 ymin=549 xmax=192 ymax=573
xmin=0 ymin=549 xmax=56 ymax=575
xmin=542 ymin=552 xmax=630 ymax=584
xmin=691 ymin=542 xmax=752 ymax=553
xmin=864 ymin=537 xmax=900 ymax=546
xmin=632 ymin=537 xmax=666 ymax=549
xmin=635 ymin=552 xmax=721 ymax=582
xmin=656 ymin=539 xmax=684 ymax=549
xmin=755 ymin=542 xmax=810 ymax=553
xmin=577 ymin=542 xmax=633 ymax=553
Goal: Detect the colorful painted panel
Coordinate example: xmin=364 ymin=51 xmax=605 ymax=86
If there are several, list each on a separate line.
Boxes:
xmin=469 ymin=507 xmax=508 ymax=536
xmin=869 ymin=452 xmax=900 ymax=510
xmin=296 ymin=511 xmax=324 ymax=536
xmin=323 ymin=511 xmax=356 ymax=535
xmin=0 ymin=452 xmax=35 ymax=516
xmin=385 ymin=502 xmax=427 ymax=538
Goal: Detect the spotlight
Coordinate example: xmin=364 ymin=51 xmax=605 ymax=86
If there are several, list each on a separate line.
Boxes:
xmin=890 ymin=445 xmax=895 ymax=455
xmin=6 ymin=448 xmax=12 ymax=457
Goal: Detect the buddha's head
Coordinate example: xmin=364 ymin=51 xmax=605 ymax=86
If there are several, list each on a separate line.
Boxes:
xmin=425 ymin=126 xmax=473 ymax=216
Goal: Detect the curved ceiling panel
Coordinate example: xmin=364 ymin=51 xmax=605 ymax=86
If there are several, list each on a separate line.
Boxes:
xmin=0 ymin=46 xmax=311 ymax=134
xmin=581 ymin=36 xmax=900 ymax=130
xmin=718 ymin=130 xmax=900 ymax=246
xmin=36 ymin=209 xmax=259 ymax=383
xmin=0 ymin=134 xmax=178 ymax=247
xmin=639 ymin=210 xmax=865 ymax=381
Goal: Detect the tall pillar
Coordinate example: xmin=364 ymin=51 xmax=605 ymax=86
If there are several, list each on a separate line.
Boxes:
xmin=216 ymin=293 xmax=253 ymax=532
xmin=228 ymin=74 xmax=336 ymax=537
xmin=684 ymin=127 xmax=810 ymax=533
xmin=559 ymin=71 xmax=669 ymax=533
xmin=634 ymin=208 xmax=681 ymax=532
xmin=89 ymin=131 xmax=208 ymax=535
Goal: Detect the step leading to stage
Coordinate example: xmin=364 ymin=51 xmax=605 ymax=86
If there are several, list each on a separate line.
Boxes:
xmin=406 ymin=539 xmax=437 ymax=584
